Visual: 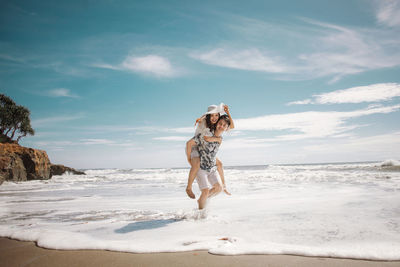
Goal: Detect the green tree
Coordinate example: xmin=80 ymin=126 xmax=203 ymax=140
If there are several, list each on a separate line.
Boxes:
xmin=0 ymin=93 xmax=35 ymax=143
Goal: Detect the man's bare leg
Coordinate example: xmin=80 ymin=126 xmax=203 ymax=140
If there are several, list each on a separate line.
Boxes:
xmin=197 ymin=188 xmax=209 ymax=209
xmin=186 ymin=157 xmax=200 ymax=199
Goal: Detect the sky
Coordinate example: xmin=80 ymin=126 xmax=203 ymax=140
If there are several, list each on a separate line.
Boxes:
xmin=1 ymin=0 xmax=400 ymax=169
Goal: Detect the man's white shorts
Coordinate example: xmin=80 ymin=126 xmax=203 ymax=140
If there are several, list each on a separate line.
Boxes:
xmin=196 ymin=169 xmax=222 ymax=190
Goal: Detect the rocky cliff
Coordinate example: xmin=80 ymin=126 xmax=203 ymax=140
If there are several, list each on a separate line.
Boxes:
xmin=0 ymin=143 xmax=84 ymax=185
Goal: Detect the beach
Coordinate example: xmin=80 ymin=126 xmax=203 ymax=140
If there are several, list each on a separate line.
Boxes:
xmin=2 ymin=237 xmax=399 ymax=267
xmin=1 ymin=163 xmax=400 ymax=261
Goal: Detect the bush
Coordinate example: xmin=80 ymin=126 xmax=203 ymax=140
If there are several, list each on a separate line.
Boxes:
xmin=0 ymin=93 xmax=34 ymax=143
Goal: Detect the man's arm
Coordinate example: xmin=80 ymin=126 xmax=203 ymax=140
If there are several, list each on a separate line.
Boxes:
xmin=204 ymin=135 xmax=222 ymax=143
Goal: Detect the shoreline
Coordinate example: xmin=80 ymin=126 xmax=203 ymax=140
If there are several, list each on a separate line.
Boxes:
xmin=1 ymin=237 xmax=399 ymax=267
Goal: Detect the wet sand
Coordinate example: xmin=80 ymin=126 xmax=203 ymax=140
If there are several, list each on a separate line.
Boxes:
xmin=1 ymin=237 xmax=399 ymax=267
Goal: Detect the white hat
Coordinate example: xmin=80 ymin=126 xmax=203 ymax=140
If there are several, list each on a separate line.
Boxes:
xmin=205 ymin=103 xmax=225 ymax=115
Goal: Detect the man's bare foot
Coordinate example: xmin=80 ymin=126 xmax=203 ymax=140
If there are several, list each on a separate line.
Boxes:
xmin=186 ymin=187 xmax=195 ymax=199
xmin=223 ymin=188 xmax=231 ymax=195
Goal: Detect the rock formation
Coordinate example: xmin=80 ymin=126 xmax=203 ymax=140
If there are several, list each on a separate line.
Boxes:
xmin=51 ymin=164 xmax=85 ymax=176
xmin=0 ymin=143 xmax=84 ymax=185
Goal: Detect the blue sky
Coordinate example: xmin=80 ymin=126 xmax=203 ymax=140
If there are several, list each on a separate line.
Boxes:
xmin=1 ymin=0 xmax=400 ymax=168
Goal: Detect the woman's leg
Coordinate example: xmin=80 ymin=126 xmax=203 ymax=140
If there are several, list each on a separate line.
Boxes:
xmin=208 ymin=183 xmax=222 ymax=198
xmin=197 ymin=188 xmax=209 ymax=209
xmin=216 ymin=158 xmax=225 ymax=187
xmin=186 ymin=157 xmax=200 ymax=199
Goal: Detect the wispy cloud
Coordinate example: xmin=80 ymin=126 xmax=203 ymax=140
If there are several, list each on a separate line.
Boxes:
xmin=153 ymin=136 xmax=189 ymax=141
xmin=90 ymin=63 xmax=120 ymax=70
xmin=74 ymin=125 xmax=194 ymax=135
xmin=304 ymin=131 xmax=400 ymax=156
xmin=190 ymin=48 xmax=290 ymax=73
xmin=221 ymin=137 xmax=276 ymax=150
xmin=153 ymin=104 xmax=400 ymax=146
xmin=0 ymin=54 xmax=27 ymax=63
xmin=288 ymin=83 xmax=400 ymax=105
xmin=80 ymin=139 xmax=115 ymax=145
xmin=93 ymin=54 xmax=179 ymax=77
xmin=121 ymin=55 xmax=177 ymax=77
xmin=31 ymin=139 xmax=141 ymax=151
xmin=296 ymin=19 xmax=400 ymax=82
xmin=376 ymin=0 xmax=400 ymax=27
xmin=33 ymin=140 xmax=75 ymax=147
xmin=32 ymin=114 xmax=84 ymax=127
xmin=234 ymin=104 xmax=400 ymax=141
xmin=47 ymin=88 xmax=79 ymax=98
xmin=288 ymin=99 xmax=313 ymax=105
xmin=191 ymin=16 xmax=400 ymax=82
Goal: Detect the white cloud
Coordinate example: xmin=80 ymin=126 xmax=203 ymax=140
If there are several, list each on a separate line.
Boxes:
xmin=221 ymin=137 xmax=276 ymax=150
xmin=288 ymin=83 xmax=400 ymax=105
xmin=68 ymin=125 xmax=194 ymax=136
xmin=148 ymin=104 xmax=400 ymax=146
xmin=80 ymin=139 xmax=115 ymax=145
xmin=287 ymin=99 xmax=313 ymax=105
xmin=33 ymin=140 xmax=75 ymax=147
xmin=153 ymin=136 xmax=189 ymax=141
xmin=149 ymin=104 xmax=400 ymax=148
xmin=121 ymin=55 xmax=177 ymax=77
xmin=167 ymin=127 xmax=194 ymax=134
xmin=32 ymin=114 xmax=84 ymax=127
xmin=193 ymin=17 xmax=400 ymax=82
xmin=0 ymin=54 xmax=26 ymax=63
xmin=93 ymin=54 xmax=179 ymax=77
xmin=294 ymin=19 xmax=400 ymax=81
xmin=235 ymin=104 xmax=400 ymax=141
xmin=190 ymin=48 xmax=290 ymax=73
xmin=304 ymin=131 xmax=400 ymax=156
xmin=90 ymin=63 xmax=120 ymax=70
xmin=376 ymin=0 xmax=400 ymax=27
xmin=47 ymin=88 xmax=79 ymax=98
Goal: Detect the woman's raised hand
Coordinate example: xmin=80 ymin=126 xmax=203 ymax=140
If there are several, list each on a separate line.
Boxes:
xmin=195 ymin=116 xmax=203 ymax=126
xmin=224 ymin=105 xmax=230 ymax=114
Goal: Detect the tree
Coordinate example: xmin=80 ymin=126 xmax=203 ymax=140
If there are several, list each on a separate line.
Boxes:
xmin=0 ymin=93 xmax=35 ymax=143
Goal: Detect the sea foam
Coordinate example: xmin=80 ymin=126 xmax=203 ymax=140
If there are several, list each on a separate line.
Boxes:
xmin=380 ymin=159 xmax=400 ymax=167
xmin=0 ymin=162 xmax=399 ymax=260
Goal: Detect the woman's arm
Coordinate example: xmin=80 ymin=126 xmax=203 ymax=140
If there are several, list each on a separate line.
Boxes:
xmin=194 ymin=115 xmax=205 ymax=126
xmin=224 ymin=105 xmax=235 ymax=129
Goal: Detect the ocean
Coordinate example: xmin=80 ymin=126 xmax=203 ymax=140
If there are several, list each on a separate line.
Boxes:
xmin=0 ymin=160 xmax=399 ymax=260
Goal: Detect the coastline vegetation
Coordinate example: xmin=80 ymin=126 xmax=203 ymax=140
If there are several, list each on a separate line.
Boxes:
xmin=0 ymin=93 xmax=34 ymax=143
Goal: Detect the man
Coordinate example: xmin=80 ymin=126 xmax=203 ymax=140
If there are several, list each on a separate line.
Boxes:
xmin=186 ymin=115 xmax=231 ymax=209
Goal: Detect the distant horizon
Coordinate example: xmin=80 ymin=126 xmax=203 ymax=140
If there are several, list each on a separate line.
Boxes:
xmin=71 ymin=159 xmax=395 ymax=171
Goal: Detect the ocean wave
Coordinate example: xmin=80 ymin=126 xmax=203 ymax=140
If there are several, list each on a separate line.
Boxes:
xmin=380 ymin=159 xmax=400 ymax=167
xmin=1 ymin=162 xmax=400 ymax=260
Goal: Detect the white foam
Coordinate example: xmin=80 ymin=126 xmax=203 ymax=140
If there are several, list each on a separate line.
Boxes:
xmin=1 ymin=163 xmax=400 ymax=260
xmin=380 ymin=159 xmax=400 ymax=167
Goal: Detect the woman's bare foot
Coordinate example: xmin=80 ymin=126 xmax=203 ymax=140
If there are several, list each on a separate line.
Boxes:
xmin=186 ymin=187 xmax=195 ymax=199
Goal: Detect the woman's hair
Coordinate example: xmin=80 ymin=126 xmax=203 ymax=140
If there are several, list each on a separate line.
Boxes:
xmin=205 ymin=113 xmax=220 ymax=131
xmin=218 ymin=114 xmax=231 ymax=127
